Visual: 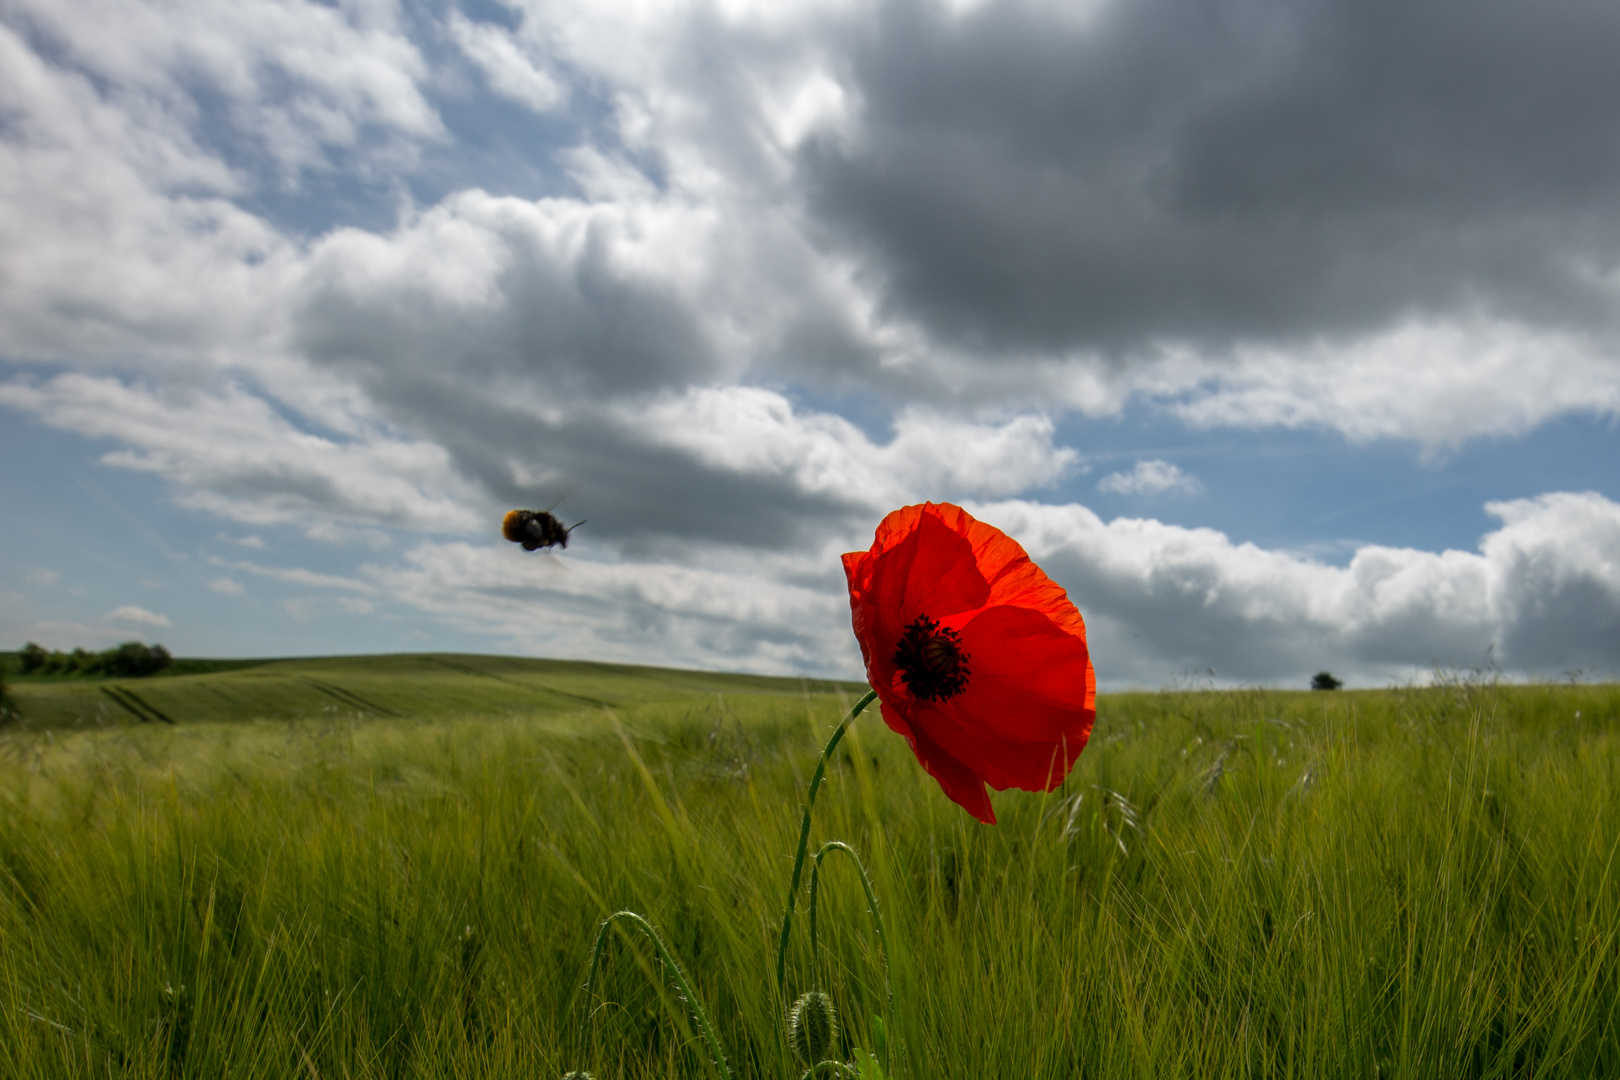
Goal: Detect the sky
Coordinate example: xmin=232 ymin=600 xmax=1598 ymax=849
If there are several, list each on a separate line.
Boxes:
xmin=2 ymin=0 xmax=1619 ymax=690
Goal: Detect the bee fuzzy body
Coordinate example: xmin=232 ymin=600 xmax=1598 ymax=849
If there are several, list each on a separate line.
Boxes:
xmin=502 ymin=509 xmax=584 ymax=551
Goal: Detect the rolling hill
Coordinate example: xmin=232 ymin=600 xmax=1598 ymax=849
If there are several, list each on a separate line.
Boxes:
xmin=2 ymin=652 xmax=862 ymax=729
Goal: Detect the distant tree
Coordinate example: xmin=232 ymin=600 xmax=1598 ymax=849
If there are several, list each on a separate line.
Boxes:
xmin=1311 ymin=671 xmax=1343 ymax=691
xmin=16 ymin=641 xmax=173 ymax=679
xmin=0 ymin=652 xmax=18 ymax=722
xmin=104 ymin=641 xmax=173 ymax=677
xmin=19 ymin=642 xmax=47 ymax=674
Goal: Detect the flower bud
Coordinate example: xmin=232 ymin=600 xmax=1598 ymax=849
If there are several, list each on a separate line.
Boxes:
xmin=788 ymin=990 xmax=837 ymax=1064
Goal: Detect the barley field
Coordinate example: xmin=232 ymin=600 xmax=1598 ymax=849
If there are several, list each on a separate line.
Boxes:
xmin=2 ymin=656 xmax=1618 ymax=1078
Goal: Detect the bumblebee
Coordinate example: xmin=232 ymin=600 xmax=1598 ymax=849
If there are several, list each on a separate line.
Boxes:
xmin=503 ymin=509 xmax=585 ymax=551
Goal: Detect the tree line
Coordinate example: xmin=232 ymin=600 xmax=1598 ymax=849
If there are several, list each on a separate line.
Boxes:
xmin=18 ymin=641 xmax=174 ymax=678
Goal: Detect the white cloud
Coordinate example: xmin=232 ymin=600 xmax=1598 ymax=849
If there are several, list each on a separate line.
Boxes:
xmin=5 ymin=0 xmax=439 ymax=177
xmin=0 ymin=20 xmax=295 ymax=367
xmin=281 ymin=594 xmax=378 ymax=621
xmin=979 ymin=490 xmax=1620 ymax=687
xmin=885 ymin=409 xmax=1079 ymax=496
xmin=1097 ymin=460 xmax=1203 ymax=497
xmin=107 ymin=604 xmax=171 ymax=627
xmin=210 ymin=556 xmax=375 ymax=594
xmin=208 ymin=577 xmax=246 ymax=595
xmin=0 ymin=374 xmax=477 ymax=534
xmin=1156 ymin=319 xmax=1620 ymax=449
xmin=25 ymin=568 xmax=61 ymax=586
xmin=282 ymin=598 xmax=321 ymax=622
xmin=632 ymin=388 xmax=1076 ymax=506
xmin=449 ymin=12 xmax=567 ymax=113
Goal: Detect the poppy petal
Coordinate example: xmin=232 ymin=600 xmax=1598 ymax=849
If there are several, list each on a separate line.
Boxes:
xmin=890 ymin=702 xmax=997 ymax=824
xmin=955 ymin=604 xmax=1095 ymax=735
xmin=915 ymin=606 xmax=1095 ymax=792
xmin=866 ymin=509 xmax=992 ymax=645
xmin=843 ymin=501 xmax=1095 ymax=822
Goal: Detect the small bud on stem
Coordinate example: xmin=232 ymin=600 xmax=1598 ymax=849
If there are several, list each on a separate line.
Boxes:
xmin=789 ymin=990 xmax=837 ymax=1064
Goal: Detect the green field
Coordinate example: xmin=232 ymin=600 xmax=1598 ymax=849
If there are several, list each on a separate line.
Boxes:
xmin=1 ymin=652 xmax=855 ymax=730
xmin=2 ymin=658 xmax=1619 ymax=1078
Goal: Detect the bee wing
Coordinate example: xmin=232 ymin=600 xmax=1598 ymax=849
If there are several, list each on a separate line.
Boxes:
xmin=542 ymin=482 xmax=580 ymax=515
xmin=536 ymin=549 xmax=571 ymax=573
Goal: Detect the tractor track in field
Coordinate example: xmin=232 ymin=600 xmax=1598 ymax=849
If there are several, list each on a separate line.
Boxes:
xmin=299 ymin=678 xmax=401 ymax=717
xmin=100 ymin=685 xmax=176 ymax=724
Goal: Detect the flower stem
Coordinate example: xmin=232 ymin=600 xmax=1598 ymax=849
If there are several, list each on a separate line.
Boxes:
xmin=776 ymin=688 xmax=878 ymax=998
xmin=575 ymin=910 xmax=734 ymax=1080
xmin=808 ymin=840 xmax=890 ymax=1001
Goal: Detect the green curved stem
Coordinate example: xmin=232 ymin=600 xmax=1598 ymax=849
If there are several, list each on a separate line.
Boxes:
xmin=574 ymin=910 xmax=734 ymax=1080
xmin=808 ymin=841 xmax=890 ymax=1000
xmin=801 ymin=1063 xmax=860 ymax=1080
xmin=776 ymin=688 xmax=878 ymax=998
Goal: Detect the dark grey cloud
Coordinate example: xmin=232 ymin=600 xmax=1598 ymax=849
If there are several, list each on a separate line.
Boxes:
xmin=296 ymin=216 xmax=722 ymax=399
xmin=1494 ymin=557 xmax=1620 ymax=673
xmin=350 ymin=375 xmax=872 ymax=553
xmin=799 ymin=0 xmax=1620 ymax=355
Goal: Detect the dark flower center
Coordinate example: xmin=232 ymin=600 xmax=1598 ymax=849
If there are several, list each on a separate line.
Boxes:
xmin=894 ymin=614 xmax=971 ymax=701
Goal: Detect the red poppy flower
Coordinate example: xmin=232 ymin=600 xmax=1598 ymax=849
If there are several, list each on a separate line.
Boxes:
xmin=842 ymin=502 xmax=1096 ymax=824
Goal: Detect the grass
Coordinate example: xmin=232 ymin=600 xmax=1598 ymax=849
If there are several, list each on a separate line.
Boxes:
xmin=1 ymin=660 xmax=1618 ymax=1078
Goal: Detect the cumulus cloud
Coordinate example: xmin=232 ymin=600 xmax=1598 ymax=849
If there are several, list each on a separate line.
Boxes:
xmin=208 ymin=577 xmax=246 ymax=595
xmin=984 ymin=491 xmax=1620 ymax=687
xmin=628 ymin=389 xmax=1075 ymax=509
xmin=1097 ymin=460 xmax=1202 ymax=497
xmin=0 ymin=18 xmax=295 ymax=367
xmin=4 ymin=0 xmax=439 ymax=178
xmin=107 ymin=604 xmax=171 ymax=627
